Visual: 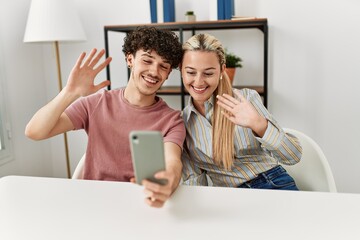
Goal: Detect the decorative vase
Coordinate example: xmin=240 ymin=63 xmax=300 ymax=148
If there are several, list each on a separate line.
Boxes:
xmin=225 ymin=68 xmax=236 ymax=85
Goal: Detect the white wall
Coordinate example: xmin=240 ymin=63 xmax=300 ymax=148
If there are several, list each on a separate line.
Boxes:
xmin=0 ymin=0 xmax=359 ymax=193
xmin=235 ymin=0 xmax=360 ymax=193
xmin=0 ymin=0 xmax=52 ymax=177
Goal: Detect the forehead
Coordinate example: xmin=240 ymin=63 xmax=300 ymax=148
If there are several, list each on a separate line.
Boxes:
xmin=183 ymin=51 xmax=220 ymax=68
xmin=136 ymin=49 xmax=170 ymax=64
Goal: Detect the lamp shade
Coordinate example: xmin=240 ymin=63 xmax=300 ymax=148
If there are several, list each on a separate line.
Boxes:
xmin=24 ymin=0 xmax=86 ymax=43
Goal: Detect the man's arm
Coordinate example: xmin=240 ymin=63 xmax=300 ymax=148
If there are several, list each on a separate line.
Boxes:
xmin=25 ymin=91 xmax=78 ymax=140
xmin=142 ymin=142 xmax=182 ymax=208
xmin=25 ymin=49 xmax=111 ymax=140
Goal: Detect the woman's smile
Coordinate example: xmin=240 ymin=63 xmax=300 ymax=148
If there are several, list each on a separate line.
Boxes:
xmin=192 ymin=85 xmax=208 ymax=93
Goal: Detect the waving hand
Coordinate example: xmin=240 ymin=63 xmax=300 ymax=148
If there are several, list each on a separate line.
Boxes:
xmin=65 ymin=48 xmax=112 ymax=97
xmin=216 ymin=90 xmax=268 ymax=137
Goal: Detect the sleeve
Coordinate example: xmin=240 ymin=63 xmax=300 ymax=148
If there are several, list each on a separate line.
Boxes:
xmin=238 ymin=89 xmax=303 ymax=165
xmin=64 ymin=92 xmax=103 ymax=131
xmin=163 ymin=111 xmax=186 ymax=150
xmin=64 ymin=97 xmax=89 ymax=130
xmin=181 ymin=145 xmax=209 ymax=186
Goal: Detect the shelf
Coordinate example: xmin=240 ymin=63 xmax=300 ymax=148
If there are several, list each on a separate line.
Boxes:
xmin=104 ymin=19 xmax=268 ymax=108
xmin=105 ymin=19 xmax=268 ymax=33
xmin=157 ymin=86 xmax=264 ymax=95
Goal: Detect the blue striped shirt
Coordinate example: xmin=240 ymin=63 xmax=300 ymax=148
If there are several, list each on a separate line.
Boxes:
xmin=181 ymin=88 xmax=302 ymax=187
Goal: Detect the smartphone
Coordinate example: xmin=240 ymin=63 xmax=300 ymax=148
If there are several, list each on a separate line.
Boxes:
xmin=129 ymin=131 xmax=168 ymax=185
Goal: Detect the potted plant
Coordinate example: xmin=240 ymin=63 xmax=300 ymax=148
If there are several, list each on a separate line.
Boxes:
xmin=225 ymin=49 xmax=242 ymax=84
xmin=185 ymin=11 xmax=196 ymax=22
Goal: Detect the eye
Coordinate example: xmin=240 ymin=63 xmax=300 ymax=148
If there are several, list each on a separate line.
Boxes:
xmin=186 ymin=71 xmax=196 ymax=76
xmin=160 ymin=64 xmax=170 ymax=70
xmin=204 ymin=72 xmax=214 ymax=77
xmin=143 ymin=59 xmax=151 ymax=64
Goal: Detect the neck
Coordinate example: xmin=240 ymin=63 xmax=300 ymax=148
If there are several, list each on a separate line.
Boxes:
xmin=192 ymin=99 xmax=206 ymax=116
xmin=124 ymin=81 xmax=157 ymax=107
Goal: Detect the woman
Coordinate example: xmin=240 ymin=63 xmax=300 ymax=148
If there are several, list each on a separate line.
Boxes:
xmin=180 ymin=33 xmax=302 ymax=190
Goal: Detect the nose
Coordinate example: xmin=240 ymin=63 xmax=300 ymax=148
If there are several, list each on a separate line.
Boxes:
xmin=148 ymin=63 xmax=160 ymax=78
xmin=193 ymin=73 xmax=204 ymax=85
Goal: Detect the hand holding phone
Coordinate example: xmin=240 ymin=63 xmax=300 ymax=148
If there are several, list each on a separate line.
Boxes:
xmin=129 ymin=131 xmax=168 ymax=185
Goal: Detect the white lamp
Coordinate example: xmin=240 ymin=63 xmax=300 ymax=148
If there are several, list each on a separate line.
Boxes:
xmin=24 ymin=0 xmax=86 ymax=178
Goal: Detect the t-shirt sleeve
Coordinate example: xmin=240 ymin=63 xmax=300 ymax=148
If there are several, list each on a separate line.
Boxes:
xmin=64 ymin=93 xmax=102 ymax=131
xmin=163 ymin=111 xmax=186 ymax=150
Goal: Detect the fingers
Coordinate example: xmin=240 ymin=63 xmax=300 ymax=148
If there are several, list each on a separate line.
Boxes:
xmin=154 ymin=170 xmax=170 ymax=180
xmin=222 ymin=93 xmax=239 ymax=105
xmin=216 ymin=93 xmax=243 ymax=124
xmin=83 ymin=48 xmax=98 ymax=66
xmin=220 ymin=110 xmax=236 ymax=123
xmin=143 ymin=187 xmax=169 ymax=203
xmin=216 ymin=94 xmax=238 ymax=110
xmin=142 ymin=178 xmax=172 ymax=197
xmin=94 ymin=56 xmax=112 ymax=73
xmin=145 ymin=197 xmax=165 ymax=208
xmin=80 ymin=49 xmax=111 ymax=72
xmin=216 ymin=98 xmax=234 ymax=112
xmin=142 ymin=178 xmax=172 ymax=208
xmin=75 ymin=52 xmax=87 ymax=69
xmin=93 ymin=80 xmax=110 ymax=92
xmin=88 ymin=49 xmax=106 ymax=68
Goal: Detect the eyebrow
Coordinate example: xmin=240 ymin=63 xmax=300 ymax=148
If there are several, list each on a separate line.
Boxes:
xmin=185 ymin=66 xmax=216 ymax=71
xmin=141 ymin=52 xmax=171 ymax=65
xmin=141 ymin=52 xmax=154 ymax=58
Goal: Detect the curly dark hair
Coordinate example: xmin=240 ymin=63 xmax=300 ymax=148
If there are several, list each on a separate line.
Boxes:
xmin=122 ymin=26 xmax=182 ymax=69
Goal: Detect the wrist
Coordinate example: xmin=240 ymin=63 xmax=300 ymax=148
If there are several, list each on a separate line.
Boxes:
xmin=167 ymin=167 xmax=182 ymax=192
xmin=62 ymin=86 xmax=81 ymax=100
xmin=252 ymin=116 xmax=268 ymax=137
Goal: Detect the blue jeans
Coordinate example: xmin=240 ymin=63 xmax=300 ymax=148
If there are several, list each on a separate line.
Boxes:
xmin=238 ymin=165 xmax=299 ymax=191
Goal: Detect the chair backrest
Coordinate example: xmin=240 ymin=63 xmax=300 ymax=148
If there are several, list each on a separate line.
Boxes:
xmin=72 ymin=154 xmax=85 ymax=179
xmin=281 ymin=128 xmax=337 ymax=192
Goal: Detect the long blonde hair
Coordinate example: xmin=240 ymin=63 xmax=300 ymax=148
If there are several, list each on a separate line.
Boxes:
xmin=182 ymin=34 xmax=235 ymax=170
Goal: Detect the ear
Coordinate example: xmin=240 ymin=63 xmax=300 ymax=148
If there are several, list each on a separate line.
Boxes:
xmin=165 ymin=69 xmax=173 ymax=80
xmin=126 ymin=54 xmax=134 ymax=68
xmin=221 ymin=63 xmax=226 ymax=73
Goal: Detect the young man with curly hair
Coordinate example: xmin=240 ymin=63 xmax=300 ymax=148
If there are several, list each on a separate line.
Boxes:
xmin=25 ymin=27 xmax=185 ymax=208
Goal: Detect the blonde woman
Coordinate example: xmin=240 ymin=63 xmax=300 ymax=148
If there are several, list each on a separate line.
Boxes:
xmin=180 ymin=33 xmax=302 ymax=190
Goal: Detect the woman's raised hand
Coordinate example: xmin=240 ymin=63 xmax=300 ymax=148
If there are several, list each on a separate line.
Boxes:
xmin=216 ymin=90 xmax=268 ymax=136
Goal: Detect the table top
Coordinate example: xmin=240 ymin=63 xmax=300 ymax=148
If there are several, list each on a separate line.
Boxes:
xmin=1 ymin=175 xmax=359 ymax=240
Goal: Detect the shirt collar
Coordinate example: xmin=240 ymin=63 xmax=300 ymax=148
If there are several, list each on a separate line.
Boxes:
xmin=184 ymin=95 xmax=214 ymax=123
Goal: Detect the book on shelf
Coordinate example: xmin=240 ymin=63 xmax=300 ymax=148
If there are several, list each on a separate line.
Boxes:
xmin=149 ymin=0 xmax=175 ymax=23
xmin=217 ymin=0 xmax=234 ymax=20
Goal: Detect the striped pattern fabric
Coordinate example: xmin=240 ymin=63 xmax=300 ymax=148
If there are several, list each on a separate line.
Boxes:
xmin=181 ymin=88 xmax=302 ymax=187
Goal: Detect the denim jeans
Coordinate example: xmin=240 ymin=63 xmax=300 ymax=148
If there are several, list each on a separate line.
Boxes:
xmin=238 ymin=165 xmax=299 ymax=191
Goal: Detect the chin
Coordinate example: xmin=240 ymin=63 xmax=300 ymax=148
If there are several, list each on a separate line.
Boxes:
xmin=191 ymin=93 xmax=210 ymax=102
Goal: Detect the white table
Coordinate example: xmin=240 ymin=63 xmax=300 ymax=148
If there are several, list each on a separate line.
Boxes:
xmin=0 ymin=176 xmax=359 ymax=240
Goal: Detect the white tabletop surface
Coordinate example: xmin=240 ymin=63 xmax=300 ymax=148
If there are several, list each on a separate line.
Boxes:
xmin=0 ymin=175 xmax=359 ymax=240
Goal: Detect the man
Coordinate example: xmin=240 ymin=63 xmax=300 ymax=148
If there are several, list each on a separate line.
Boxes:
xmin=25 ymin=27 xmax=185 ymax=208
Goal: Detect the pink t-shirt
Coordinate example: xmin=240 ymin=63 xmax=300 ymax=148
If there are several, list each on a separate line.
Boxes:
xmin=65 ymin=88 xmax=185 ymax=181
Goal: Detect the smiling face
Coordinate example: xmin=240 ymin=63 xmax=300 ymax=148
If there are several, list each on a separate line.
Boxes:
xmin=127 ymin=49 xmax=172 ymax=97
xmin=181 ymin=50 xmax=225 ymax=111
